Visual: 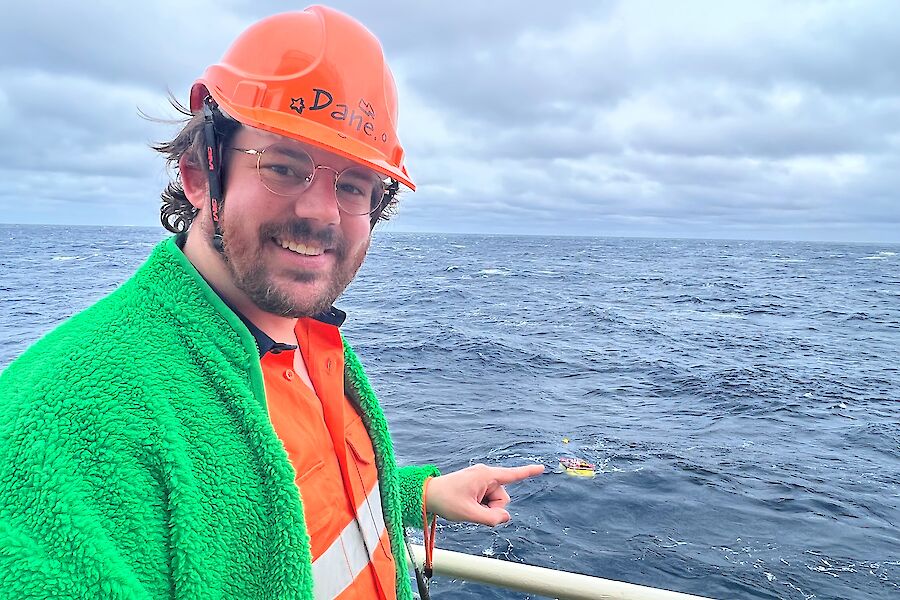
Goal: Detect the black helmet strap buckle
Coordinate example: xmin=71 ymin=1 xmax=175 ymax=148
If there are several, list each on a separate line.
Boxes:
xmin=201 ymin=96 xmax=226 ymax=253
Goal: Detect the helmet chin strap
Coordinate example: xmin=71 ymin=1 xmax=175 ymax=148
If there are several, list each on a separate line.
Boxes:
xmin=201 ymin=96 xmax=226 ymax=254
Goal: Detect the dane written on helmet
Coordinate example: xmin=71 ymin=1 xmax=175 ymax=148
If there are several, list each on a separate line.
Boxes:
xmin=289 ymin=90 xmax=387 ymax=143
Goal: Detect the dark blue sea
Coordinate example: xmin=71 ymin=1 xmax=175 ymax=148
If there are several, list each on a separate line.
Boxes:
xmin=1 ymin=224 xmax=898 ymax=600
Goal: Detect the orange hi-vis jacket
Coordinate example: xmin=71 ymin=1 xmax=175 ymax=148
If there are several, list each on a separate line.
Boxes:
xmin=261 ymin=317 xmax=397 ymax=599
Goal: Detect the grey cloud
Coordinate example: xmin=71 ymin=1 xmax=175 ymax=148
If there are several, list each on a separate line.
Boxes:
xmin=0 ymin=166 xmax=161 ymax=227
xmin=621 ymin=86 xmax=900 ymax=159
xmin=387 ymin=0 xmax=900 ymax=212
xmin=0 ymin=72 xmax=174 ymax=179
xmin=227 ymin=0 xmax=592 ymax=54
xmin=0 ymin=1 xmax=243 ymax=92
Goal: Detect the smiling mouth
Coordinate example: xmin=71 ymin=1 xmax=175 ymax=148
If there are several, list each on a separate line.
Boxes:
xmin=273 ymin=237 xmax=327 ymax=257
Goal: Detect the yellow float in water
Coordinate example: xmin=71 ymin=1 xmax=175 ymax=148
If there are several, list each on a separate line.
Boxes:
xmin=558 ymin=457 xmax=596 ymax=477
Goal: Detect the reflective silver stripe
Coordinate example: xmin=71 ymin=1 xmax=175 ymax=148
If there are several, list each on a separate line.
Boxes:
xmin=312 ymin=482 xmax=387 ymax=599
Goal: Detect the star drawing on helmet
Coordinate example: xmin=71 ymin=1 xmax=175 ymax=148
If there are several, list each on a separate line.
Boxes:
xmin=290 ymin=97 xmax=306 ymax=115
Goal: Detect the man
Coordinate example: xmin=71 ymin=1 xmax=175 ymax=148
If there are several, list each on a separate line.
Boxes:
xmin=0 ymin=6 xmax=542 ymax=600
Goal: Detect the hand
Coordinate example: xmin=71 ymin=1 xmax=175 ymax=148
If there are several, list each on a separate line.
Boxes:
xmin=425 ymin=463 xmax=545 ymax=526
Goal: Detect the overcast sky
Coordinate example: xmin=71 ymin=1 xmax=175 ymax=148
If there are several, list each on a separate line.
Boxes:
xmin=1 ymin=1 xmax=898 ymax=242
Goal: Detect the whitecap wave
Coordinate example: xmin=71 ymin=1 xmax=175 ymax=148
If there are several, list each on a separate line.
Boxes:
xmin=710 ymin=312 xmax=746 ymax=320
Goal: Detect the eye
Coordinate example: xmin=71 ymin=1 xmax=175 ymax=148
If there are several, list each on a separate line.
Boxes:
xmin=266 ymin=164 xmax=300 ymax=178
xmin=336 ymin=181 xmax=366 ymax=196
xmin=262 ymin=162 xmax=312 ymax=182
xmin=336 ymin=167 xmax=382 ymax=199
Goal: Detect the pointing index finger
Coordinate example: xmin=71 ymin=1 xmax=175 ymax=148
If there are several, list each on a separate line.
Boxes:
xmin=492 ymin=464 xmax=545 ymax=485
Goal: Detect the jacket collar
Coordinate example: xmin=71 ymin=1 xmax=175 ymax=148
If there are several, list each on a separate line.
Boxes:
xmin=214 ymin=293 xmax=347 ymax=358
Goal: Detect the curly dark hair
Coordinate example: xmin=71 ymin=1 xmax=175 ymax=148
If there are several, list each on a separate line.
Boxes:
xmin=151 ymin=97 xmax=402 ymax=234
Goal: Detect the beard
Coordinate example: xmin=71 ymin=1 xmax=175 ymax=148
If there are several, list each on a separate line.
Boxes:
xmin=218 ymin=216 xmax=367 ymax=318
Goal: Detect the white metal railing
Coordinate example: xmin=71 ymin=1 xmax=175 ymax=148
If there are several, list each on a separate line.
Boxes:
xmin=407 ymin=544 xmax=716 ymax=600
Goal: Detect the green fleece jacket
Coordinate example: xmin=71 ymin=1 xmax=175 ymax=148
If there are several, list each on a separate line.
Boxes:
xmin=0 ymin=237 xmax=438 ymax=599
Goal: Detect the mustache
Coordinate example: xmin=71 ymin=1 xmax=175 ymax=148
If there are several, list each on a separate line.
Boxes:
xmin=262 ymin=221 xmax=342 ymax=251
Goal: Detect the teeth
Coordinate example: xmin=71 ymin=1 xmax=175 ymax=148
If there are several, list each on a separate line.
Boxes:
xmin=276 ymin=238 xmax=324 ymax=256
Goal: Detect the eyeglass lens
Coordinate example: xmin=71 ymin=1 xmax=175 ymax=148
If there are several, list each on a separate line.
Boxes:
xmin=256 ymin=143 xmax=385 ymax=215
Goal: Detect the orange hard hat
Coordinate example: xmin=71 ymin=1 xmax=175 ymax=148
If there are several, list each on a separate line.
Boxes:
xmin=190 ymin=5 xmax=414 ymax=190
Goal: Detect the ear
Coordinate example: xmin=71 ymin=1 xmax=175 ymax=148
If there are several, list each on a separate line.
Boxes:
xmin=179 ymin=153 xmax=209 ymax=211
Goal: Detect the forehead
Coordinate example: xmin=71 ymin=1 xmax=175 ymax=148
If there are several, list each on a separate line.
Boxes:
xmin=231 ymin=126 xmax=361 ymax=171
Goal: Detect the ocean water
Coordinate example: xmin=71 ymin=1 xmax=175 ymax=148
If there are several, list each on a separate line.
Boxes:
xmin=1 ymin=224 xmax=898 ymax=600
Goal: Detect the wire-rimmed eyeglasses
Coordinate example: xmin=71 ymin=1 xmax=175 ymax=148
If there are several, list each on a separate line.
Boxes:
xmin=231 ymin=143 xmax=389 ymax=216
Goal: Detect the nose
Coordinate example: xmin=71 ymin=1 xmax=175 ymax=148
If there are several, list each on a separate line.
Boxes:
xmin=293 ymin=165 xmax=341 ymax=225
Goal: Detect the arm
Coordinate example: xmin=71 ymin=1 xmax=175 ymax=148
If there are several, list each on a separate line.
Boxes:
xmin=396 ymin=464 xmax=441 ymax=527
